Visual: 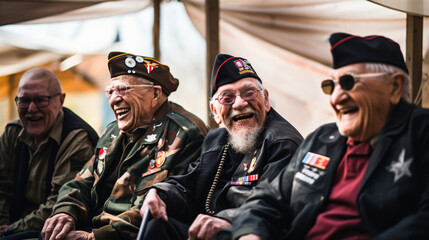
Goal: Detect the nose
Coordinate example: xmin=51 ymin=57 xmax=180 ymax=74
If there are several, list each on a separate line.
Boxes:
xmin=109 ymin=92 xmax=122 ymax=106
xmin=231 ymin=95 xmax=249 ymax=109
xmin=330 ymin=84 xmax=348 ymax=105
xmin=27 ymin=101 xmax=38 ymax=112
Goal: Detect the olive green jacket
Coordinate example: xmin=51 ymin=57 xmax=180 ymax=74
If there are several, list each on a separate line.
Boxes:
xmin=0 ymin=109 xmax=98 ymax=232
xmin=52 ymin=101 xmax=208 ymax=240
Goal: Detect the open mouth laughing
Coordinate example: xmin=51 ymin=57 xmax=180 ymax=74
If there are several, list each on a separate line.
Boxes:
xmin=231 ymin=113 xmax=255 ymax=123
xmin=116 ymin=108 xmax=130 ymax=117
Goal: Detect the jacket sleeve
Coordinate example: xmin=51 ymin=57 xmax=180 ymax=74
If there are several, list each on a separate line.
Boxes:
xmin=51 ymin=153 xmax=97 ymax=227
xmin=7 ymin=129 xmax=95 ymax=232
xmin=0 ymin=124 xmax=19 ymax=225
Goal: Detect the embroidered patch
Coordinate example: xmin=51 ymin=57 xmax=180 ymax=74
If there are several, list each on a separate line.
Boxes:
xmin=302 ymin=152 xmax=330 ymax=170
xmin=98 ymin=147 xmax=108 ymax=160
xmin=156 ymin=151 xmax=166 ymax=167
xmin=142 ymin=168 xmax=161 ymax=177
xmin=145 ymin=134 xmax=157 ymax=142
xmin=386 ymin=149 xmax=413 ymax=182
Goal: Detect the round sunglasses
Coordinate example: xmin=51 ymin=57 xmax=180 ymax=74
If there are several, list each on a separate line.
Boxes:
xmin=321 ymin=72 xmax=389 ymax=95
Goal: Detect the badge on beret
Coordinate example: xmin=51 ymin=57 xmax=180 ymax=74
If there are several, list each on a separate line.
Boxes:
xmin=144 ymin=60 xmax=159 ymax=74
xmin=136 ymin=56 xmax=144 ymax=63
xmin=125 ymin=57 xmax=136 ymax=68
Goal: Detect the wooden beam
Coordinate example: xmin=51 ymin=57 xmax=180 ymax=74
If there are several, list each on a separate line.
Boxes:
xmin=406 ymin=14 xmax=423 ymax=105
xmin=205 ymin=0 xmax=219 ymax=129
xmin=153 ymin=0 xmax=161 ymax=60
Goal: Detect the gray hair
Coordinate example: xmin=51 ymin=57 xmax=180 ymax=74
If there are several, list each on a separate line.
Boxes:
xmin=364 ymin=63 xmax=411 ymax=103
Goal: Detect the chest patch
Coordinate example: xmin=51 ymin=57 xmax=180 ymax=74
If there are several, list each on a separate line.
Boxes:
xmin=302 ymin=152 xmax=330 ymax=170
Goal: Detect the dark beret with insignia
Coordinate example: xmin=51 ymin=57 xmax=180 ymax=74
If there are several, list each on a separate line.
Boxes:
xmin=107 ymin=51 xmax=179 ymax=96
xmin=210 ymin=53 xmax=261 ymax=97
xmin=329 ymin=32 xmax=408 ymax=73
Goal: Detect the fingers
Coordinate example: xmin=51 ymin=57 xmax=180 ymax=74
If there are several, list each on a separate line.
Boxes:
xmin=142 ymin=189 xmax=168 ymax=221
xmin=188 ymin=214 xmax=231 ymax=240
xmin=42 ymin=213 xmax=75 ymax=240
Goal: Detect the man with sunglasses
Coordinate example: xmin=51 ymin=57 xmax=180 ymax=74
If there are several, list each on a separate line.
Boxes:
xmin=217 ymin=33 xmax=429 ymax=240
xmin=0 ymin=68 xmax=99 ymax=239
xmin=140 ymin=53 xmax=303 ymax=239
xmin=41 ymin=52 xmax=208 ymax=240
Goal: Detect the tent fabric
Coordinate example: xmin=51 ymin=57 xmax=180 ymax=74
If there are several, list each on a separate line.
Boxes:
xmin=0 ymin=0 xmax=428 ymax=136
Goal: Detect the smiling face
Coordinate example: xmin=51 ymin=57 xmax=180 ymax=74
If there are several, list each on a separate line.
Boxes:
xmin=108 ymin=75 xmax=162 ymax=133
xmin=329 ymin=63 xmax=405 ymax=142
xmin=17 ymin=68 xmax=64 ymax=146
xmin=211 ymin=77 xmax=270 ymax=138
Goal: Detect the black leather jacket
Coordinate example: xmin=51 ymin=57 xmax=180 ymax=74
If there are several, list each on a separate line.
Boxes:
xmin=220 ymin=100 xmax=429 ymax=240
xmin=153 ymin=108 xmax=303 ymax=224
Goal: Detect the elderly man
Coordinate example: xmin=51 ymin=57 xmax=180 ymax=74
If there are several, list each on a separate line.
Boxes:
xmin=218 ymin=33 xmax=429 ymax=240
xmin=141 ymin=53 xmax=303 ymax=240
xmin=0 ymin=68 xmax=99 ymax=239
xmin=41 ymin=52 xmax=208 ymax=240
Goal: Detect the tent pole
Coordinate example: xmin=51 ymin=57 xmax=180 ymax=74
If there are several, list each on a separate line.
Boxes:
xmin=153 ymin=0 xmax=161 ymax=60
xmin=406 ymin=14 xmax=423 ymax=106
xmin=205 ymin=0 xmax=219 ymax=129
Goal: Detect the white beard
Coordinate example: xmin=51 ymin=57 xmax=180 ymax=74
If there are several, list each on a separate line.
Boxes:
xmin=227 ymin=125 xmax=262 ymax=154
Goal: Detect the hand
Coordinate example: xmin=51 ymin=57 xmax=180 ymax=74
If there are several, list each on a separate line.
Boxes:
xmin=141 ymin=188 xmax=168 ymax=221
xmin=0 ymin=225 xmax=8 ymax=237
xmin=42 ymin=213 xmax=75 ymax=240
xmin=64 ymin=231 xmax=95 ymax=240
xmin=239 ymin=234 xmax=262 ymax=240
xmin=187 ymin=214 xmax=231 ymax=240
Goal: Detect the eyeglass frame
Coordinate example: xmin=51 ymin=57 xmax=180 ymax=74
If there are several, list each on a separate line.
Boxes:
xmin=105 ymin=83 xmax=154 ymax=98
xmin=14 ymin=93 xmax=62 ymax=109
xmin=321 ymin=72 xmax=389 ymax=95
xmin=214 ymin=87 xmax=263 ymax=105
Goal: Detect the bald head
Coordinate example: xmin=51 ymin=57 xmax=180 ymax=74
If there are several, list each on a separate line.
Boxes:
xmin=19 ymin=67 xmax=62 ymax=94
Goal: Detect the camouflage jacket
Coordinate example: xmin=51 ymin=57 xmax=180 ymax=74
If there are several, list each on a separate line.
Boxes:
xmin=51 ymin=101 xmax=208 ymax=240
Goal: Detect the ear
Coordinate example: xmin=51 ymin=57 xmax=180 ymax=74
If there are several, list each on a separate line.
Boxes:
xmin=263 ymin=89 xmax=271 ymax=111
xmin=390 ymin=73 xmax=406 ymax=105
xmin=59 ymin=93 xmax=66 ymax=106
xmin=151 ymin=86 xmax=163 ymax=108
xmin=210 ymin=102 xmax=222 ymax=124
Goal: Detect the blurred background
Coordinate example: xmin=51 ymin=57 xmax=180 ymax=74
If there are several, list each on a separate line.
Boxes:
xmin=1 ymin=0 xmax=428 ymax=137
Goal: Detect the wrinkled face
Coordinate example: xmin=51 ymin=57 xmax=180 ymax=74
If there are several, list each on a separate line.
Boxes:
xmin=329 ymin=63 xmax=399 ymax=142
xmin=211 ymin=78 xmax=270 ymax=136
xmin=17 ymin=77 xmax=64 ymax=144
xmin=108 ymin=75 xmax=159 ymax=133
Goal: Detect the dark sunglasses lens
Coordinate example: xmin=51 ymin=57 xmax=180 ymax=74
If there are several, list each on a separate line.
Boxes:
xmin=321 ymin=80 xmax=334 ymax=95
xmin=339 ymin=74 xmax=355 ymax=91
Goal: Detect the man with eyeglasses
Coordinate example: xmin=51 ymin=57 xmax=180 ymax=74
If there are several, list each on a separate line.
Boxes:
xmin=217 ymin=32 xmax=429 ymax=240
xmin=0 ymin=67 xmax=99 ymax=239
xmin=140 ymin=53 xmax=303 ymax=240
xmin=41 ymin=52 xmax=208 ymax=240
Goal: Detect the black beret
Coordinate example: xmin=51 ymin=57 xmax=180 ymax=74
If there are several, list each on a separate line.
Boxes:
xmin=329 ymin=32 xmax=408 ymax=74
xmin=210 ymin=54 xmax=261 ymax=97
xmin=107 ymin=52 xmax=179 ymax=96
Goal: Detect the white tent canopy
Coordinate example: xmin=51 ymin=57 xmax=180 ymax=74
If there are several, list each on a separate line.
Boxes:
xmin=0 ymin=0 xmax=428 ymax=136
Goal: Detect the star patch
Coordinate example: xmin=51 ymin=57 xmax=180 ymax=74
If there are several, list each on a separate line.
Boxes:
xmin=386 ymin=149 xmax=413 ymax=182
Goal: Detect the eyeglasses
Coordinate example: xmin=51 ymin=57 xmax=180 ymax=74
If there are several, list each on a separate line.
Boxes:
xmin=321 ymin=72 xmax=389 ymax=95
xmin=15 ymin=93 xmax=61 ymax=109
xmin=215 ymin=88 xmax=263 ymax=105
xmin=105 ymin=83 xmax=154 ymax=98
